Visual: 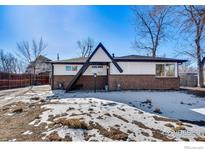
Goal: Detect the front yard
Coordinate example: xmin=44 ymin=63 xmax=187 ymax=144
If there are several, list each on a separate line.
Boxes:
xmin=0 ymin=85 xmax=205 ymax=141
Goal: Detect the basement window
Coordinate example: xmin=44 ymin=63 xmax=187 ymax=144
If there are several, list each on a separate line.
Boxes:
xmin=156 ymin=64 xmax=175 ymax=77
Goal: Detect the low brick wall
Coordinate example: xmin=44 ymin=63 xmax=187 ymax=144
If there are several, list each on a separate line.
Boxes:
xmin=108 ymin=75 xmax=180 ymax=90
xmin=52 ymin=75 xmax=107 ymax=90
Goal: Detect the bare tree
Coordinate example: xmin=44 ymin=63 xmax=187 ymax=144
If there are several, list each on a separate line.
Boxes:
xmin=16 ymin=37 xmax=47 ymax=83
xmin=133 ymin=6 xmax=172 ymax=57
xmin=0 ymin=49 xmax=23 ymax=73
xmin=177 ymin=6 xmax=205 ymax=87
xmin=77 ymin=37 xmax=95 ymax=57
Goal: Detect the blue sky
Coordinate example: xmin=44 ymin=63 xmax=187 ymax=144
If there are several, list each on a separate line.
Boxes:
xmin=0 ymin=6 xmax=178 ymax=61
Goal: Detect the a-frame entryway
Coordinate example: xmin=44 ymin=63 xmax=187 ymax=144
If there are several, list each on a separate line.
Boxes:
xmin=65 ymin=43 xmax=123 ymax=92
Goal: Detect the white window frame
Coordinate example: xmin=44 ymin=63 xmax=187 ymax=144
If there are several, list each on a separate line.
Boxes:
xmin=155 ymin=63 xmax=177 ymax=78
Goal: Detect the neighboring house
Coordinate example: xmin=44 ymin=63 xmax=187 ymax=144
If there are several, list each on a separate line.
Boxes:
xmin=50 ymin=43 xmax=186 ymax=91
xmin=25 ymin=55 xmax=52 ymax=75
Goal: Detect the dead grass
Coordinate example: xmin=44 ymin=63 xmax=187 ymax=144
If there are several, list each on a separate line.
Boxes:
xmin=89 ymin=121 xmax=128 ymax=141
xmin=0 ymin=101 xmax=48 ymax=141
xmin=96 ymin=115 xmax=104 ymax=119
xmin=194 ymin=136 xmax=205 ymax=142
xmin=46 ymin=131 xmax=72 ymax=141
xmin=104 ymin=113 xmax=111 ymax=117
xmin=132 ymin=120 xmax=150 ymax=129
xmin=70 ymin=113 xmax=91 ymax=117
xmin=172 ymin=126 xmax=186 ymax=132
xmin=113 ymin=114 xmax=129 ymax=123
xmin=176 ymin=121 xmax=183 ymax=125
xmin=153 ymin=116 xmax=178 ymax=122
xmin=30 ymin=97 xmax=40 ymax=101
xmin=132 ymin=120 xmax=175 ymax=141
xmin=164 ymin=123 xmax=175 ymax=128
xmin=83 ymin=132 xmax=96 ymax=141
xmin=176 ymin=121 xmax=192 ymax=128
xmin=180 ymin=137 xmax=190 ymax=141
xmin=54 ymin=118 xmax=90 ymax=130
xmin=138 ymin=111 xmax=144 ymax=114
xmin=152 ymin=130 xmax=175 ymax=141
xmin=114 ymin=124 xmax=120 ymax=128
xmin=141 ymin=131 xmax=150 ymax=137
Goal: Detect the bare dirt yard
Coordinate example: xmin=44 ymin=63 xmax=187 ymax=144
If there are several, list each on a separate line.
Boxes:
xmin=0 ymin=85 xmax=205 ymax=142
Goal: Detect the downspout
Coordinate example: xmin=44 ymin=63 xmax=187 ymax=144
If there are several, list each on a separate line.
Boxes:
xmin=51 ymin=64 xmax=54 ymax=90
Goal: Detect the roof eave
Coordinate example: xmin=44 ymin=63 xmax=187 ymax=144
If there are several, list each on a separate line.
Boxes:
xmin=50 ymin=62 xmax=85 ymax=64
xmin=115 ymin=59 xmax=187 ymax=63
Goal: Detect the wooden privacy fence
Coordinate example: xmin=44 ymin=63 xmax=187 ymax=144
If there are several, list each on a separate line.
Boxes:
xmin=0 ymin=72 xmax=50 ymax=90
xmin=179 ymin=73 xmax=198 ymax=87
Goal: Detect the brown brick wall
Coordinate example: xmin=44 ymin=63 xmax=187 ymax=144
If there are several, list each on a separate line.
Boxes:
xmin=52 ymin=75 xmax=74 ymax=89
xmin=53 ymin=75 xmax=179 ymax=90
xmin=75 ymin=76 xmax=107 ymax=90
xmin=52 ymin=75 xmax=107 ymax=90
xmin=108 ymin=75 xmax=180 ymax=90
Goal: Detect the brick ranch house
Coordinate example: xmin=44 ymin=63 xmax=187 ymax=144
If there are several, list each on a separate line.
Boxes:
xmin=50 ymin=43 xmax=187 ymax=91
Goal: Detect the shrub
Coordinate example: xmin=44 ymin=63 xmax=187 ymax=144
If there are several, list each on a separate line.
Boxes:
xmin=153 ymin=108 xmax=162 ymax=114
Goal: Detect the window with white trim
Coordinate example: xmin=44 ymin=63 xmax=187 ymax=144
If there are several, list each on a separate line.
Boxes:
xmin=65 ymin=65 xmax=79 ymax=71
xmin=156 ymin=64 xmax=175 ymax=77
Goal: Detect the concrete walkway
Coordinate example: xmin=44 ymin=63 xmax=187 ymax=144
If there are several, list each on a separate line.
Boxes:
xmin=0 ymin=85 xmax=51 ymax=107
xmin=181 ymin=86 xmax=205 ymax=91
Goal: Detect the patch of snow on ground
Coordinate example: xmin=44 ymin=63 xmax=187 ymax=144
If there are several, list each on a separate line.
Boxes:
xmin=22 ymin=130 xmax=33 ymax=135
xmin=192 ymin=108 xmax=205 ymax=116
xmin=58 ymin=90 xmax=205 ymax=122
xmin=32 ymin=96 xmax=205 ymax=141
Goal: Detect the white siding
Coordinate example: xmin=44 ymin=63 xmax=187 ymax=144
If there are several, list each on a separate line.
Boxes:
xmin=90 ymin=47 xmax=112 ymax=62
xmin=84 ymin=65 xmax=107 ymax=76
xmin=54 ymin=64 xmax=107 ymax=76
xmin=110 ymin=62 xmax=178 ymax=77
xmin=110 ymin=62 xmax=155 ymax=75
xmin=54 ymin=62 xmax=178 ymax=77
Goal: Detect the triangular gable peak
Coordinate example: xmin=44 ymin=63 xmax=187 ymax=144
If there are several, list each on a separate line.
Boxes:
xmin=90 ymin=46 xmax=112 ymax=62
xmin=87 ymin=43 xmax=123 ymax=72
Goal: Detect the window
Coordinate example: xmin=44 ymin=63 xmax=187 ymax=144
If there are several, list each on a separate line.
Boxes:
xmin=165 ymin=64 xmax=175 ymax=77
xmin=156 ymin=64 xmax=165 ymax=76
xmin=65 ymin=65 xmax=78 ymax=71
xmin=65 ymin=65 xmax=72 ymax=71
xmin=156 ymin=64 xmax=175 ymax=77
xmin=72 ymin=65 xmax=78 ymax=71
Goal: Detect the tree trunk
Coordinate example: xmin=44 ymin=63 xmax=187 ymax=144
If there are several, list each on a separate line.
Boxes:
xmin=196 ymin=44 xmax=204 ymax=87
xmin=152 ymin=46 xmax=157 ymax=57
xmin=195 ymin=27 xmax=204 ymax=87
xmin=197 ymin=64 xmax=204 ymax=87
xmin=33 ymin=65 xmax=36 ymax=85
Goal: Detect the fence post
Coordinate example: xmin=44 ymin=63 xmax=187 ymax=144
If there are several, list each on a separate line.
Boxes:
xmin=8 ymin=73 xmax=10 ymax=89
xmin=30 ymin=74 xmax=32 ymax=86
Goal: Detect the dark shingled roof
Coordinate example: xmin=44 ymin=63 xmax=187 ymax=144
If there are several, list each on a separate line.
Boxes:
xmin=51 ymin=57 xmax=88 ymax=64
xmin=50 ymin=54 xmax=187 ymax=64
xmin=114 ymin=55 xmax=187 ymax=63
